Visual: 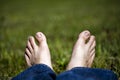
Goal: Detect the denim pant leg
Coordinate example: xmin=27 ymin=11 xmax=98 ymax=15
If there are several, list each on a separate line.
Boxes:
xmin=12 ymin=64 xmax=56 ymax=80
xmin=56 ymin=67 xmax=118 ymax=80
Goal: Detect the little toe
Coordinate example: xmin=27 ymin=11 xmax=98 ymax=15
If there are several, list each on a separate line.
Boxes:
xmin=77 ymin=30 xmax=91 ymax=45
xmin=35 ymin=32 xmax=47 ymax=45
xmin=88 ymin=53 xmax=95 ymax=67
xmin=25 ymin=54 xmax=32 ymax=67
xmin=87 ymin=49 xmax=95 ymax=67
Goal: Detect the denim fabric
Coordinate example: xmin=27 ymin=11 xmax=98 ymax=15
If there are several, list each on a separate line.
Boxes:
xmin=12 ymin=64 xmax=56 ymax=80
xmin=56 ymin=67 xmax=118 ymax=80
xmin=12 ymin=64 xmax=118 ymax=80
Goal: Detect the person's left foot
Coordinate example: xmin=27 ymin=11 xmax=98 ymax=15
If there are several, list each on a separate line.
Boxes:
xmin=25 ymin=32 xmax=53 ymax=69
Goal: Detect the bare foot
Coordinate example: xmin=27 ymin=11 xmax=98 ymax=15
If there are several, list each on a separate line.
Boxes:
xmin=25 ymin=32 xmax=52 ymax=69
xmin=67 ymin=30 xmax=96 ymax=70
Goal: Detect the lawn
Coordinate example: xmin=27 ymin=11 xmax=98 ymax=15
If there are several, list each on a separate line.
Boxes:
xmin=0 ymin=0 xmax=120 ymax=79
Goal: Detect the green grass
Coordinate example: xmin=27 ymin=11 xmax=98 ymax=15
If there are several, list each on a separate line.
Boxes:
xmin=0 ymin=0 xmax=120 ymax=79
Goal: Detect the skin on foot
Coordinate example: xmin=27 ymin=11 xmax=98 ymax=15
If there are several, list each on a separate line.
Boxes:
xmin=25 ymin=32 xmax=53 ymax=69
xmin=67 ymin=30 xmax=96 ymax=70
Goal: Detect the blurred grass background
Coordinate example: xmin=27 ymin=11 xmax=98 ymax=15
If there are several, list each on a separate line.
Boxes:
xmin=0 ymin=0 xmax=120 ymax=79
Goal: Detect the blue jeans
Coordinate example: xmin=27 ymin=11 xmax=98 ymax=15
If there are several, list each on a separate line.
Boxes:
xmin=12 ymin=64 xmax=118 ymax=80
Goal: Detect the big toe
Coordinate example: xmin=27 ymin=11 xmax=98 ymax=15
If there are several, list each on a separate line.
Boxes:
xmin=35 ymin=32 xmax=47 ymax=45
xmin=78 ymin=30 xmax=91 ymax=45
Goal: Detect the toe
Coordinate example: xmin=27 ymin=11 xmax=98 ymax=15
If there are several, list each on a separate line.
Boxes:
xmin=35 ymin=32 xmax=47 ymax=45
xmin=25 ymin=48 xmax=31 ymax=58
xmin=88 ymin=53 xmax=95 ymax=67
xmin=25 ymin=54 xmax=32 ymax=67
xmin=90 ymin=41 xmax=96 ymax=52
xmin=77 ymin=30 xmax=91 ymax=45
xmin=89 ymin=49 xmax=95 ymax=58
xmin=88 ymin=49 xmax=95 ymax=67
xmin=29 ymin=36 xmax=37 ymax=49
xmin=87 ymin=35 xmax=95 ymax=47
xmin=27 ymin=40 xmax=33 ymax=53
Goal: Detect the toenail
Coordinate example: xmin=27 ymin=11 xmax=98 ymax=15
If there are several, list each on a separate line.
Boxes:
xmin=85 ymin=32 xmax=90 ymax=37
xmin=37 ymin=33 xmax=42 ymax=38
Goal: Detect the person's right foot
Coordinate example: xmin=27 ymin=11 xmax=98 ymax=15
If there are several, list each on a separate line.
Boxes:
xmin=25 ymin=32 xmax=52 ymax=69
xmin=67 ymin=30 xmax=96 ymax=70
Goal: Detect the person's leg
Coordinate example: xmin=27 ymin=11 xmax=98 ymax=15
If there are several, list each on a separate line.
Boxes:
xmin=12 ymin=32 xmax=56 ymax=80
xmin=56 ymin=30 xmax=118 ymax=80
